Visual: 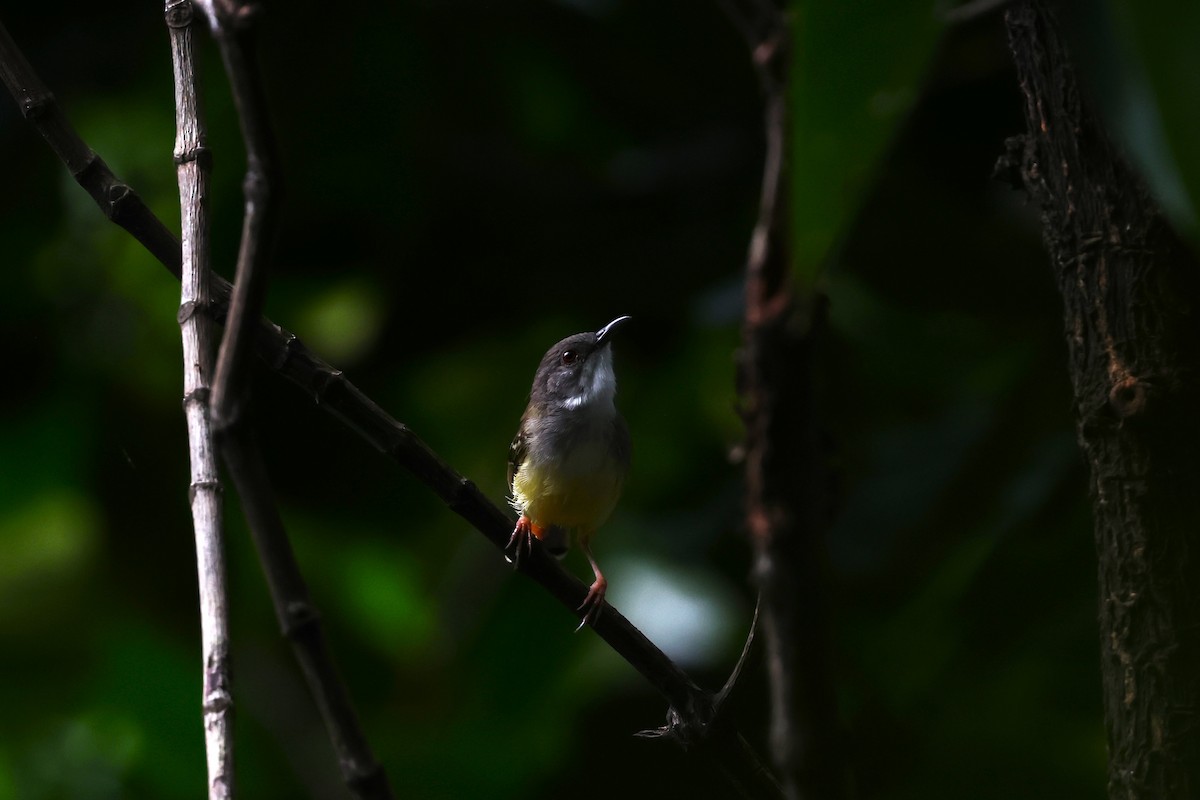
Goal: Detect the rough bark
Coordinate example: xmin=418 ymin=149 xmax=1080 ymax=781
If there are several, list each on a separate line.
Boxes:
xmin=1001 ymin=3 xmax=1200 ymax=797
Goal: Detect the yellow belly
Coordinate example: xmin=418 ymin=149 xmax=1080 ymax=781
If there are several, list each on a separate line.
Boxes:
xmin=512 ymin=443 xmax=624 ymax=533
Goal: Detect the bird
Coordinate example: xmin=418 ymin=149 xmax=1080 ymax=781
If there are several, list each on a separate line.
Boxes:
xmin=507 ymin=316 xmax=632 ymax=630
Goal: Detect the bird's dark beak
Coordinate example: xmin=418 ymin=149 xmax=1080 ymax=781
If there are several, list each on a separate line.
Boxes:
xmin=595 ymin=315 xmax=632 ymax=347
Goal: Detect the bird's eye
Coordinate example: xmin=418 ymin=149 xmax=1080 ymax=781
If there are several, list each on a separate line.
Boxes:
xmin=561 ymin=350 xmax=578 ymax=365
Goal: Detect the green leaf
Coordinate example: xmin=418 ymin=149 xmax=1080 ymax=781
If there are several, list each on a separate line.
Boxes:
xmin=1068 ymin=0 xmax=1200 ymax=244
xmin=790 ymin=0 xmax=943 ymax=288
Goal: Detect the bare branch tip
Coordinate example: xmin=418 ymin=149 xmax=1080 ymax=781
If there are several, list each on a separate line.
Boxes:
xmin=715 ymin=594 xmax=763 ymax=711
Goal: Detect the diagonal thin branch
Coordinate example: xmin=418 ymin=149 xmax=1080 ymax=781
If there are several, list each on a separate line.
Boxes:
xmin=165 ymin=1 xmax=234 ymax=796
xmin=220 ymin=433 xmax=392 ymax=797
xmin=0 ymin=17 xmax=780 ymax=798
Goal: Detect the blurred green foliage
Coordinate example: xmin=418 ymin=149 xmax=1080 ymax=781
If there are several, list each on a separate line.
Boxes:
xmin=790 ymin=0 xmax=942 ymax=287
xmin=3 ymin=0 xmax=1191 ymax=797
xmin=1063 ymin=0 xmax=1200 ymax=244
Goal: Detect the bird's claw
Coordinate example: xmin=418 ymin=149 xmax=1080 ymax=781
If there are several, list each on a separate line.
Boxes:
xmin=575 ymin=578 xmax=607 ymax=632
xmin=506 ymin=516 xmax=534 ymax=568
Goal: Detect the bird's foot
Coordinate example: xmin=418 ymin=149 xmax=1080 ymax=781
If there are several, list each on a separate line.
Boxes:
xmin=505 ymin=515 xmax=535 ymax=567
xmin=575 ymin=576 xmax=608 ymax=632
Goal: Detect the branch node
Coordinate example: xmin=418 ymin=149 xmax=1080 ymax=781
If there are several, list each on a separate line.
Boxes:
xmin=635 ymin=706 xmax=688 ymax=741
xmin=269 ymin=327 xmax=301 ymax=370
xmin=189 ymin=479 xmax=223 ymax=504
xmin=183 ymin=386 xmax=212 ymax=410
xmin=20 ymin=91 xmax=53 ymax=121
xmin=314 ymin=369 xmax=346 ymax=404
xmin=72 ymin=151 xmax=103 ymax=182
xmin=165 ymin=0 xmax=195 ymax=28
xmin=635 ymin=702 xmax=718 ymax=751
xmin=108 ymin=182 xmax=131 ymax=205
xmin=243 ymin=165 xmax=271 ymax=202
xmin=449 ymin=478 xmax=478 ymax=513
xmin=281 ymin=600 xmax=321 ymax=640
xmin=204 ymin=687 xmax=234 ymax=715
xmin=203 ymin=646 xmax=233 ymax=715
xmin=174 ymin=144 xmax=214 ymax=170
xmin=73 ymin=156 xmax=134 ymax=223
xmin=178 ymin=299 xmax=213 ymax=325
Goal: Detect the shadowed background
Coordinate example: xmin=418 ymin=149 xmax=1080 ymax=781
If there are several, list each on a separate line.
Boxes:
xmin=4 ymin=1 xmax=1192 ymax=797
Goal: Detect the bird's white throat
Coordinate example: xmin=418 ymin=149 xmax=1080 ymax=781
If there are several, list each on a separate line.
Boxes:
xmin=563 ymin=349 xmax=616 ymax=411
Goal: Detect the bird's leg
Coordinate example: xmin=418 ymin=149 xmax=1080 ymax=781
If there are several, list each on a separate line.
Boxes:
xmin=506 ymin=515 xmax=537 ymax=567
xmin=576 ymin=536 xmax=607 ymax=632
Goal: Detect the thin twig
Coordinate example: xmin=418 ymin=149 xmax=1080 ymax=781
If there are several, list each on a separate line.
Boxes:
xmin=186 ymin=0 xmax=393 ymax=795
xmin=715 ymin=594 xmax=762 ymax=711
xmin=638 ymin=597 xmax=778 ymax=798
xmin=0 ymin=17 xmax=779 ymax=798
xmin=165 ymin=1 xmax=234 ymax=796
xmin=197 ymin=0 xmax=280 ymax=432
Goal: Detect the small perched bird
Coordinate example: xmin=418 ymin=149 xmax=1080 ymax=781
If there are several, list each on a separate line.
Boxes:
xmin=507 ymin=316 xmax=632 ymax=630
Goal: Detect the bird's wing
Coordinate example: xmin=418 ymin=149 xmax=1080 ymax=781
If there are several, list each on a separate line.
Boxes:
xmin=507 ymin=427 xmax=527 ymax=493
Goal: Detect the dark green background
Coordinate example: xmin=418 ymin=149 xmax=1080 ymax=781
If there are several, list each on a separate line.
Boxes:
xmin=2 ymin=1 xmax=1195 ymax=798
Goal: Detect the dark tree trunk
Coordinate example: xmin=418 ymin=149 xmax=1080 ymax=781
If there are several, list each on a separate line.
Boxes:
xmin=728 ymin=2 xmax=847 ymax=797
xmin=1001 ymin=3 xmax=1200 ymax=797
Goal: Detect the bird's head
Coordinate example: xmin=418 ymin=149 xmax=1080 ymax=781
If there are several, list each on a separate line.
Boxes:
xmin=530 ymin=316 xmax=632 ymax=413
